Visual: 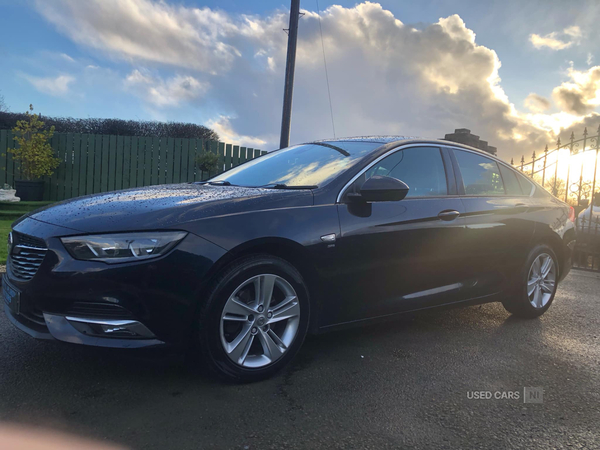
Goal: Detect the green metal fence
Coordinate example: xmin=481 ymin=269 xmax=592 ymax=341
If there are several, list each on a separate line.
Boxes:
xmin=0 ymin=131 xmax=265 ymax=201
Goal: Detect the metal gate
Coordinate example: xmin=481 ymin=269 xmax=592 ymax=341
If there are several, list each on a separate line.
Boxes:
xmin=513 ymin=126 xmax=600 ymax=272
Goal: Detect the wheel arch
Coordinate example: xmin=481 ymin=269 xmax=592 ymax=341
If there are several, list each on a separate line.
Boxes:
xmin=201 ymin=237 xmax=322 ymax=333
xmin=531 ymin=231 xmax=571 ymax=280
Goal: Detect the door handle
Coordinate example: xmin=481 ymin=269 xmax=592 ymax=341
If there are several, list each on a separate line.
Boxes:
xmin=515 ymin=203 xmax=527 ymax=207
xmin=438 ymin=210 xmax=461 ymax=221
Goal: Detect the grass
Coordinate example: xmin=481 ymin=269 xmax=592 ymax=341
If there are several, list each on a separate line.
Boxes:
xmin=0 ymin=201 xmax=54 ymax=264
xmin=0 ymin=219 xmax=11 ymax=264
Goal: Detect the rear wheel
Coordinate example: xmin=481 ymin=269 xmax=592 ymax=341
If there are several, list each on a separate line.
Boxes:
xmin=502 ymin=244 xmax=558 ymax=318
xmin=197 ymin=255 xmax=309 ymax=382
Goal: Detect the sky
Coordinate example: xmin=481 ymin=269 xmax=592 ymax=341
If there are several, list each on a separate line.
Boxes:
xmin=1 ymin=0 xmax=600 ymax=162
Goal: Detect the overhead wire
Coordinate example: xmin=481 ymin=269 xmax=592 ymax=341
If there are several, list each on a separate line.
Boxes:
xmin=316 ymin=0 xmax=336 ymax=138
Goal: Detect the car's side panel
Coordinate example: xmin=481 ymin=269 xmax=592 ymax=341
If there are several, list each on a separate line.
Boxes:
xmin=446 ymin=146 xmax=569 ymax=294
xmin=328 ymin=197 xmax=469 ymax=326
xmin=456 ymin=196 xmax=536 ymax=295
xmin=447 ymin=147 xmax=536 ymax=294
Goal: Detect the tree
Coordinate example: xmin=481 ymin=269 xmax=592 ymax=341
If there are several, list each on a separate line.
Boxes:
xmin=593 ymin=190 xmax=600 ymax=207
xmin=195 ymin=152 xmax=220 ymax=180
xmin=531 ymin=174 xmax=581 ymax=205
xmin=536 ymin=175 xmax=565 ymax=198
xmin=0 ymin=111 xmax=219 ymax=141
xmin=9 ymin=105 xmax=60 ymax=180
xmin=0 ymin=91 xmax=7 ymax=113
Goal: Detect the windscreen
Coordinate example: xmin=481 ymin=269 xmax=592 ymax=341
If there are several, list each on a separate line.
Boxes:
xmin=211 ymin=142 xmax=381 ymax=187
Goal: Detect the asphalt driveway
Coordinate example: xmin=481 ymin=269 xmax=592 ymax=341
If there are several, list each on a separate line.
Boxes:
xmin=1 ymin=270 xmax=599 ymax=449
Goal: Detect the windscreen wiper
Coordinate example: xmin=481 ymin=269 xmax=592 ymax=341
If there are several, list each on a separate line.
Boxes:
xmin=193 ymin=180 xmax=240 ymax=187
xmin=260 ymin=184 xmax=318 ymax=190
xmin=311 ymin=142 xmax=350 ymax=156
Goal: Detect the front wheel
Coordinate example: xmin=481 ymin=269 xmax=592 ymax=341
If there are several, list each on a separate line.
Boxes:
xmin=197 ymin=255 xmax=310 ymax=382
xmin=502 ymin=244 xmax=558 ymax=318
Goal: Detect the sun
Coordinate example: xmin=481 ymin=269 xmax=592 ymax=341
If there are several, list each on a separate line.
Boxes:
xmin=551 ymin=148 xmax=599 ymax=194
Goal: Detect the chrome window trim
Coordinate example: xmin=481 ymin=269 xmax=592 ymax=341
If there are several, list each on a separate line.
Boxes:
xmin=335 ymin=143 xmax=446 ymax=203
xmin=335 ymin=142 xmax=536 ymax=204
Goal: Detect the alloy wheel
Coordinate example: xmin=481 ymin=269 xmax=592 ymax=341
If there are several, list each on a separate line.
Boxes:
xmin=219 ymin=274 xmax=300 ymax=368
xmin=527 ymin=253 xmax=556 ymax=309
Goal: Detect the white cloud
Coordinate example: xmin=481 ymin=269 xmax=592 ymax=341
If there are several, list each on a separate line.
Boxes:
xmin=523 ymin=111 xmax=583 ymax=136
xmin=34 ymin=0 xmax=244 ymax=73
xmin=529 ymin=26 xmax=582 ymax=50
xmin=124 ymin=69 xmax=208 ymax=107
xmin=587 ymin=53 xmax=594 ymax=66
xmin=60 ymin=53 xmax=75 ymax=62
xmin=125 ymin=69 xmax=153 ymax=86
xmin=32 ymin=1 xmax=600 ymax=159
xmin=563 ymin=26 xmax=583 ymax=39
xmin=24 ymin=74 xmax=75 ymax=96
xmin=524 ymin=93 xmax=551 ymax=113
xmin=206 ymin=116 xmax=270 ymax=148
xmin=552 ymin=65 xmax=600 ymax=115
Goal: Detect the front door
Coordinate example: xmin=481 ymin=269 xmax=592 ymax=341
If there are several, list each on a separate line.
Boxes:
xmin=324 ymin=146 xmax=469 ymax=327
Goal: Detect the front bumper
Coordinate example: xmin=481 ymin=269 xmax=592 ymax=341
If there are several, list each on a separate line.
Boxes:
xmin=4 ymin=304 xmax=164 ymax=348
xmin=4 ymin=218 xmax=227 ymax=348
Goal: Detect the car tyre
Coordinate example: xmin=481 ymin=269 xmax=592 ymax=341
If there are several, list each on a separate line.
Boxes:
xmin=502 ymin=244 xmax=559 ymax=319
xmin=196 ymin=255 xmax=310 ymax=382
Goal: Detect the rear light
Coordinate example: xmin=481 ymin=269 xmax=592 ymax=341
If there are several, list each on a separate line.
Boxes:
xmin=568 ymin=206 xmax=576 ymax=223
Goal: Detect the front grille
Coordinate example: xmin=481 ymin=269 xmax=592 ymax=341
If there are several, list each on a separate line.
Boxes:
xmin=14 ymin=232 xmax=46 ymax=249
xmin=9 ymin=232 xmax=48 ymax=281
xmin=66 ymin=301 xmax=134 ymax=319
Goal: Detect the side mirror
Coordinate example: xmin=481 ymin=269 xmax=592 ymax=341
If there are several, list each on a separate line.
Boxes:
xmin=355 ymin=175 xmax=410 ymax=202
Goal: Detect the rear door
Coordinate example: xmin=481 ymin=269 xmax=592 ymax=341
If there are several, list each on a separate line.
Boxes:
xmin=449 ymin=148 xmax=535 ymax=298
xmin=326 ymin=145 xmax=469 ymax=326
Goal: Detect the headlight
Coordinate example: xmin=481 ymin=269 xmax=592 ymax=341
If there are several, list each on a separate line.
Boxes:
xmin=61 ymin=231 xmax=187 ymax=263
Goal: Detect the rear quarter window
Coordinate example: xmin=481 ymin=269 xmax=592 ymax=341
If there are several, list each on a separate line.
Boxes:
xmin=454 ymin=150 xmax=505 ymax=196
xmin=498 ymin=164 xmax=523 ymax=196
xmin=515 ymin=171 xmax=535 ymax=196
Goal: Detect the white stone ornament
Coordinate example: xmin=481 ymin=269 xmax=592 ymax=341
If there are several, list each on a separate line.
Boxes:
xmin=0 ymin=189 xmax=20 ymax=202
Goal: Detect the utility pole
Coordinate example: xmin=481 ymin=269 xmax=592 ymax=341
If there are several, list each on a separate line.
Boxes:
xmin=279 ymin=0 xmax=300 ymax=149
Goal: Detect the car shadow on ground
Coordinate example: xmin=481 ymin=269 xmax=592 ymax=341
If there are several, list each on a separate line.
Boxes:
xmin=5 ymin=301 xmax=516 ymax=386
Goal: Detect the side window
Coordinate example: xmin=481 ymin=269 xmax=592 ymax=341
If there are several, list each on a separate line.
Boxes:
xmin=516 ymin=172 xmax=534 ymax=196
xmin=454 ymin=150 xmax=505 ymax=196
xmin=498 ymin=164 xmax=523 ymax=195
xmin=365 ymin=147 xmax=447 ymax=197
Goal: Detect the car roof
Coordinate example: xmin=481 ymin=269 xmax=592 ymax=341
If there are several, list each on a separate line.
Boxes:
xmin=312 ymin=135 xmax=507 ymax=164
xmin=313 ymin=135 xmax=422 ymax=144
